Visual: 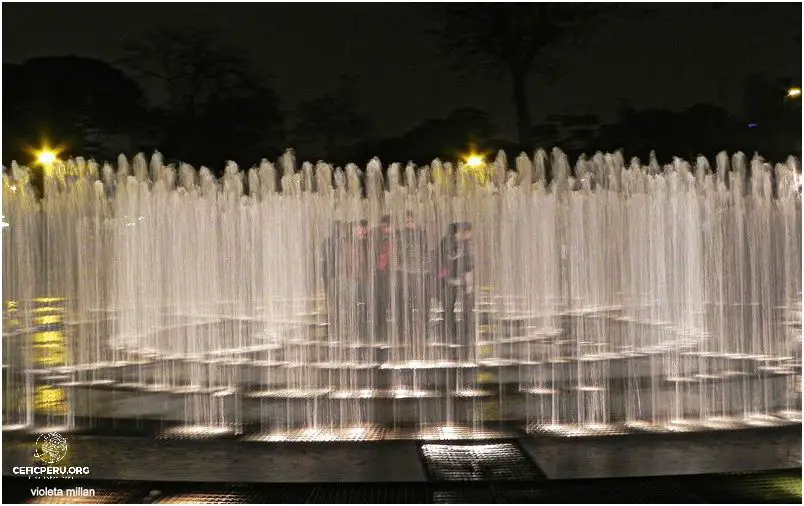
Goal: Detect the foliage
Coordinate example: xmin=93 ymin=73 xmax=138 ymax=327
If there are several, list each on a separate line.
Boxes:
xmin=3 ymin=56 xmax=148 ymax=164
xmin=430 ymin=3 xmax=602 ymax=77
xmin=428 ymin=3 xmax=608 ymax=150
xmin=117 ymin=30 xmax=284 ymax=168
xmin=291 ymin=75 xmax=372 ymax=160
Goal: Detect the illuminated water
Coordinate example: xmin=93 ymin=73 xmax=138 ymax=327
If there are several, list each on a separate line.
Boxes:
xmin=2 ymin=149 xmax=801 ymax=439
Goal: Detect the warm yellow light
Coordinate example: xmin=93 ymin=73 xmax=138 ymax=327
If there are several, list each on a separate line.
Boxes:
xmin=34 ymin=297 xmax=65 ymax=303
xmin=34 ymin=330 xmax=65 ymax=344
xmin=32 ymin=306 xmax=65 ymax=314
xmin=787 ymin=87 xmax=802 ymax=98
xmin=36 ymin=150 xmax=57 ymax=165
xmin=34 ymin=315 xmax=63 ymax=326
xmin=34 ymin=385 xmax=67 ymax=413
xmin=465 ymin=155 xmax=484 ymax=168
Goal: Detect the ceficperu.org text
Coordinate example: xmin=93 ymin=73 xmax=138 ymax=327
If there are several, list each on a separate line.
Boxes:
xmin=13 ymin=467 xmax=90 ymax=475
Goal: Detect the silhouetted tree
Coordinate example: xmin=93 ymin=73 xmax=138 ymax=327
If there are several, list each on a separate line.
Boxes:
xmin=292 ymin=75 xmax=372 ymax=160
xmin=428 ymin=4 xmax=607 ymax=151
xmin=3 ymin=56 xmax=147 ymax=164
xmin=117 ymin=30 xmax=284 ymax=168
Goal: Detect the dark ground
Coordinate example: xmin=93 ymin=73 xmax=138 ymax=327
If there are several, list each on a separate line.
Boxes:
xmin=3 ymin=424 xmax=801 ymax=503
xmin=3 ymin=469 xmax=802 ymax=503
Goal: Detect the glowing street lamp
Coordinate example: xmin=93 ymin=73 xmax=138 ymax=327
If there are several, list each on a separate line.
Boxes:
xmin=32 ymin=146 xmax=62 ymax=178
xmin=461 ymin=152 xmax=490 ymax=184
xmin=465 ymin=154 xmax=484 ymax=168
xmin=786 ymin=87 xmax=801 ymax=98
xmin=36 ymin=150 xmax=57 ymax=166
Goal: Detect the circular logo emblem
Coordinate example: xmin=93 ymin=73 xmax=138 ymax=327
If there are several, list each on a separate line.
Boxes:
xmin=34 ymin=433 xmax=68 ymax=464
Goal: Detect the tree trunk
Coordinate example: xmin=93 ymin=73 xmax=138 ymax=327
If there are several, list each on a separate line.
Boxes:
xmin=510 ymin=68 xmax=533 ymax=152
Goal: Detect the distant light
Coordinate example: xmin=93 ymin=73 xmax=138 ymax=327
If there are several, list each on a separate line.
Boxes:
xmin=787 ymin=87 xmax=802 ymax=98
xmin=465 ymin=155 xmax=484 ymax=168
xmin=748 ymin=123 xmax=758 ymax=128
xmin=36 ymin=150 xmax=57 ymax=165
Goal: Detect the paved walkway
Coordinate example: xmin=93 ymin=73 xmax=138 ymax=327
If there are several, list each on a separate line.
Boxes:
xmin=3 ymin=425 xmax=800 ymax=483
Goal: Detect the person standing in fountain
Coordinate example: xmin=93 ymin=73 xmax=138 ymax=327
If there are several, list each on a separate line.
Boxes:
xmin=437 ymin=222 xmax=475 ymax=358
xmin=321 ymin=221 xmax=343 ymax=339
xmin=373 ymin=215 xmax=394 ymax=342
xmin=352 ymin=220 xmax=372 ymax=341
xmin=393 ymin=211 xmax=431 ymax=342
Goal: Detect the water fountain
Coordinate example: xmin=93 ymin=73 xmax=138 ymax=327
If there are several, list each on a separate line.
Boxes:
xmin=2 ymin=148 xmax=801 ymax=441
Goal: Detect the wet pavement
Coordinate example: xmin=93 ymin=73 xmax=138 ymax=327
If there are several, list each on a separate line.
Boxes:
xmin=520 ymin=425 xmax=802 ymax=480
xmin=3 ymin=425 xmax=800 ymax=484
xmin=2 ymin=435 xmax=427 ymax=483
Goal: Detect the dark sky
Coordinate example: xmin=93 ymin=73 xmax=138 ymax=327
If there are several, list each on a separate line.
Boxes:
xmin=3 ymin=2 xmax=801 ymax=141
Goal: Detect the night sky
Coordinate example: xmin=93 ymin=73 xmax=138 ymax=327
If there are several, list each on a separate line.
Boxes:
xmin=3 ymin=2 xmax=802 ymax=141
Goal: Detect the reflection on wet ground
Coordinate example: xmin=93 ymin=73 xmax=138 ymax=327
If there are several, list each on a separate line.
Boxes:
xmin=3 ymin=435 xmax=427 ymax=483
xmin=519 ymin=425 xmax=802 ymax=479
xmin=3 ymin=425 xmax=800 ymax=483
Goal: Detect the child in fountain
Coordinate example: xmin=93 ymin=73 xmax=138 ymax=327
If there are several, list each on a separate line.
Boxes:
xmin=321 ymin=221 xmax=339 ymax=332
xmin=437 ymin=222 xmax=475 ymax=357
xmin=372 ymin=215 xmax=394 ymax=342
xmin=321 ymin=221 xmax=349 ymax=340
xmin=392 ymin=211 xmax=431 ymax=342
xmin=352 ymin=220 xmax=372 ymax=341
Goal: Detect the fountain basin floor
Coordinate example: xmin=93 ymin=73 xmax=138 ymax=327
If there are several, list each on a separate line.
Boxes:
xmin=2 ymin=423 xmax=800 ymax=482
xmin=42 ymin=377 xmax=798 ymax=428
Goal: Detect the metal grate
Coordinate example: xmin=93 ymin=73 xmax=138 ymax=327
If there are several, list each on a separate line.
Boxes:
xmin=244 ymin=425 xmax=389 ymax=442
xmin=244 ymin=424 xmax=518 ymax=442
xmin=156 ymin=492 xmax=259 ymax=504
xmin=153 ymin=485 xmax=280 ymax=504
xmin=421 ymin=442 xmax=543 ymax=481
xmin=159 ymin=425 xmax=236 ymax=440
xmin=526 ymin=416 xmax=801 ymax=437
xmin=153 ymin=486 xmax=316 ymax=504
xmin=526 ymin=423 xmax=630 ymax=437
xmin=157 ymin=493 xmax=245 ymax=504
xmin=694 ymin=471 xmax=803 ymax=503
xmin=307 ymin=484 xmax=431 ymax=504
xmin=413 ymin=426 xmax=516 ymax=441
xmin=432 ymin=488 xmax=497 ymax=503
xmin=247 ymin=388 xmax=332 ymax=399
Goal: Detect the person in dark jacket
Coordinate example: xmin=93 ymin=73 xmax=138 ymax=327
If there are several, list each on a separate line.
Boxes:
xmin=392 ymin=211 xmax=431 ymax=341
xmin=437 ymin=222 xmax=475 ymax=356
xmin=321 ymin=221 xmax=343 ymax=337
